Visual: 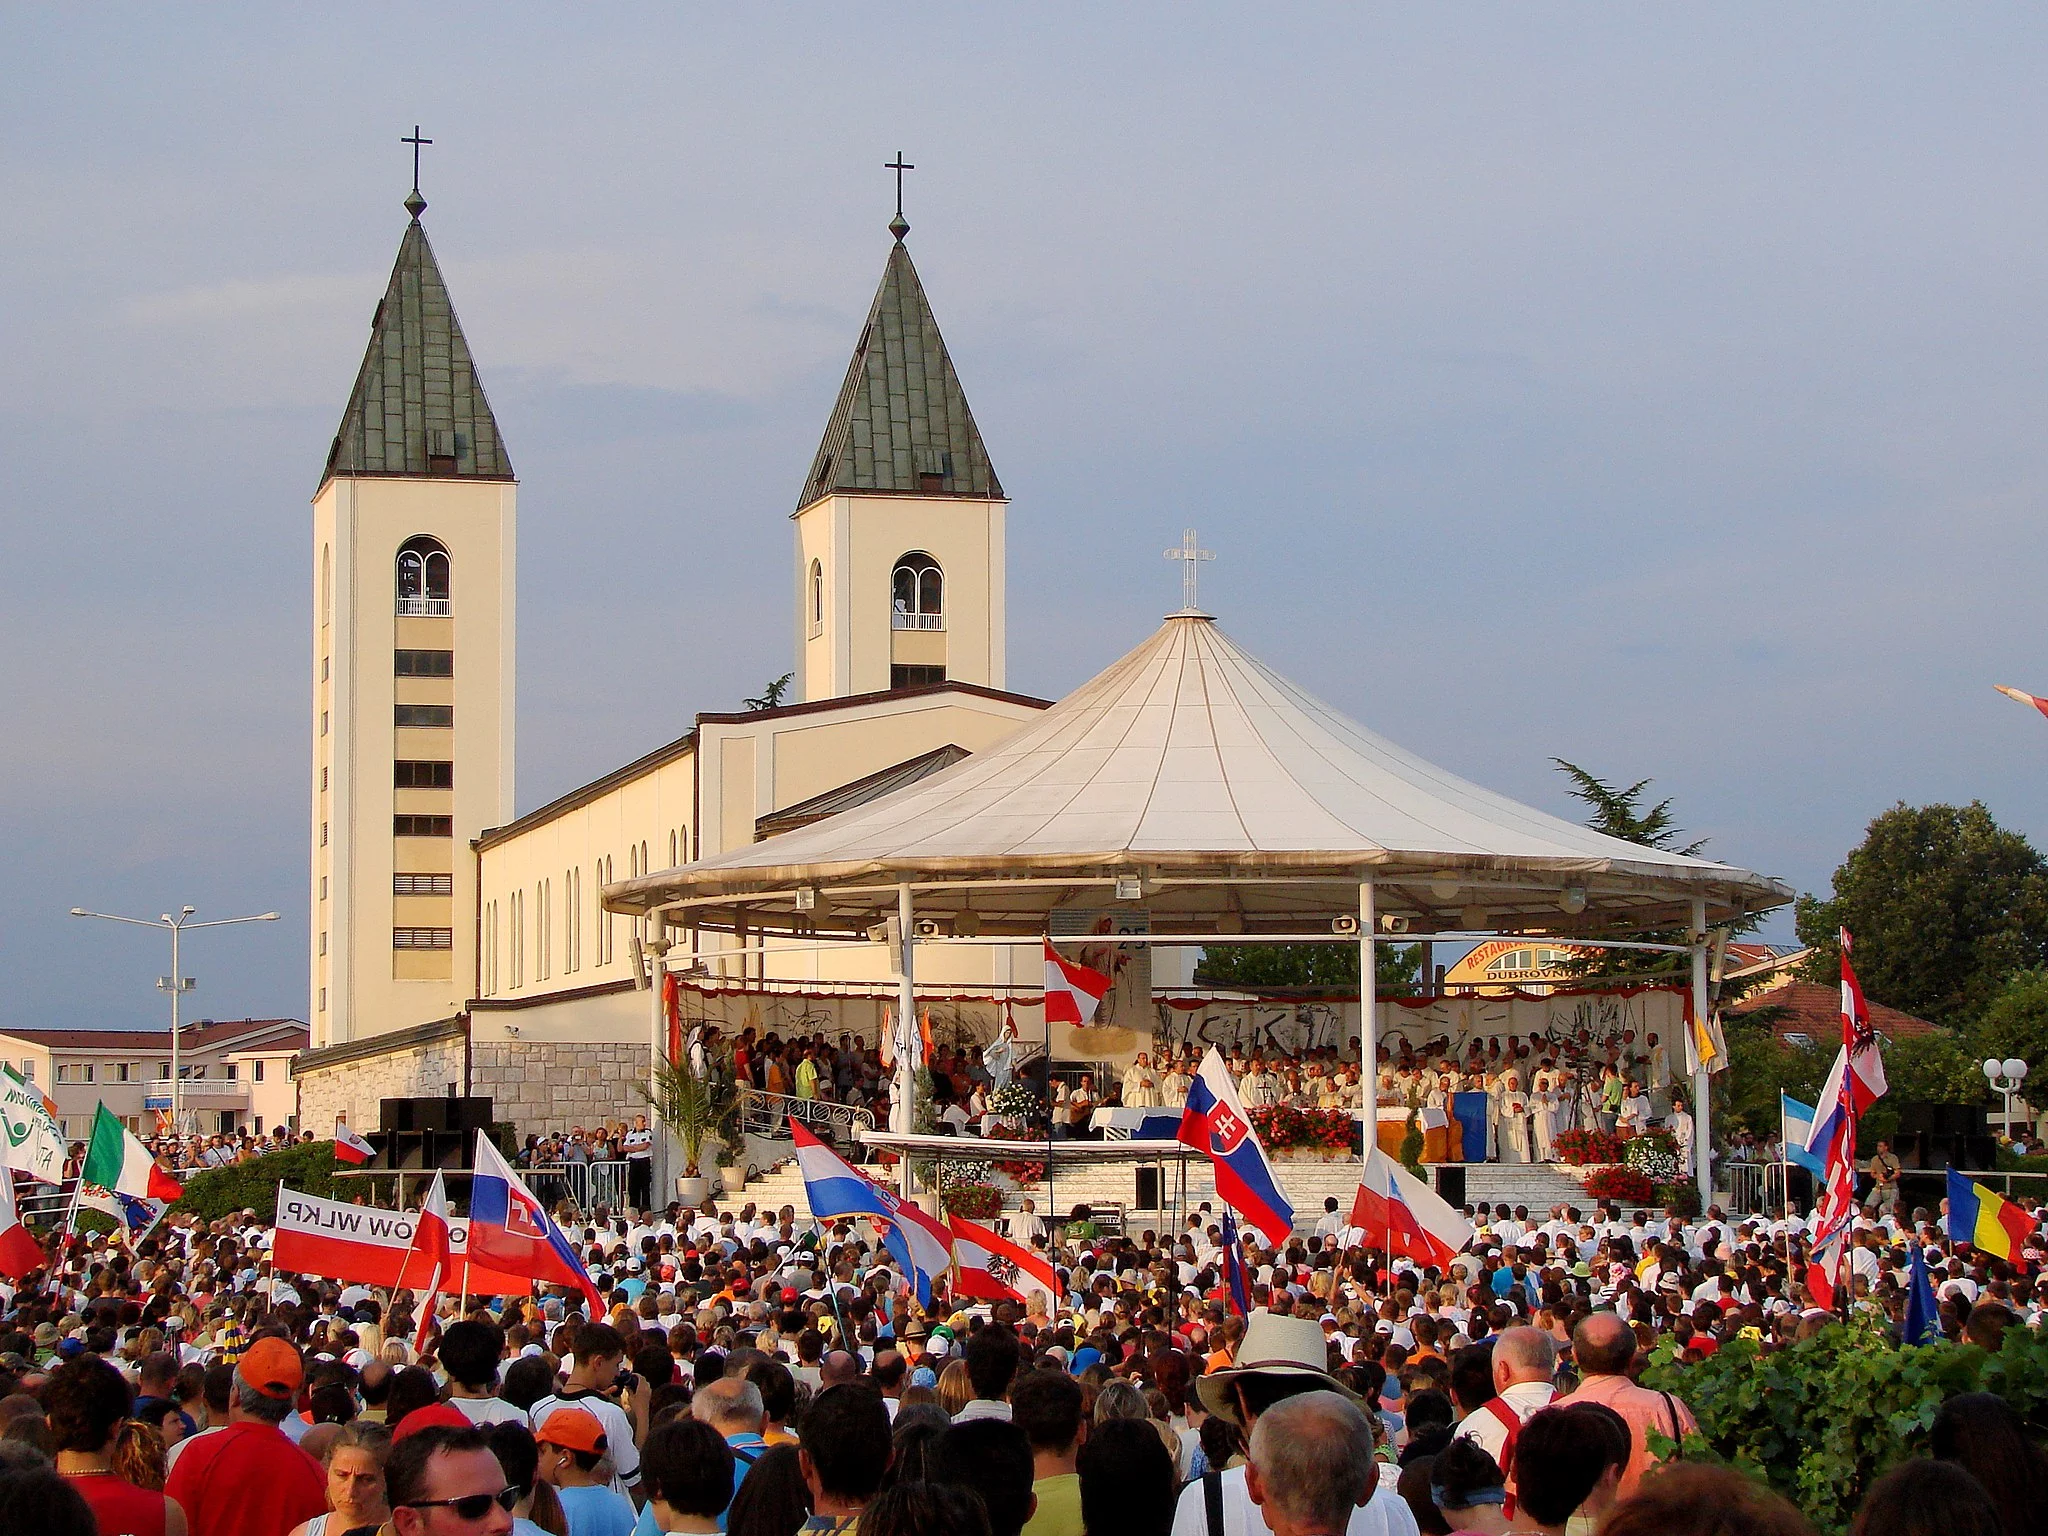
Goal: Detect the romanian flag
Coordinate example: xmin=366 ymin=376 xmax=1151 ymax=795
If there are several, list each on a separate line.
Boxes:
xmin=1945 ymin=1169 xmax=2035 ymax=1260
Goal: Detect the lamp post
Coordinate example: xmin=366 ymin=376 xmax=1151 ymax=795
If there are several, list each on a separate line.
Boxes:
xmin=69 ymin=905 xmax=280 ymax=1135
xmin=1983 ymin=1056 xmax=2030 ymax=1142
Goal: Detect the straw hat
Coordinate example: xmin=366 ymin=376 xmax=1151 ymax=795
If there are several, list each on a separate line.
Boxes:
xmin=1195 ymin=1310 xmax=1359 ymax=1425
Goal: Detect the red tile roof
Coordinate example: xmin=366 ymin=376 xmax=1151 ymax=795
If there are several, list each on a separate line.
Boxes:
xmin=0 ymin=1017 xmax=307 ymax=1053
xmin=1726 ymin=981 xmax=1936 ymax=1046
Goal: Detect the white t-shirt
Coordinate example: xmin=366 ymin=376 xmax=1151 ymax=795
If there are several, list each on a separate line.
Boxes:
xmin=452 ymin=1395 xmax=528 ymax=1426
xmin=530 ymin=1389 xmax=640 ymax=1485
xmin=1171 ymin=1462 xmax=1418 ymax=1536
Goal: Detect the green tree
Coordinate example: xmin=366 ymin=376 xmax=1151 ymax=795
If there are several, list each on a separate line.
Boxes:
xmin=1796 ymin=802 xmax=2048 ymax=1025
xmin=1718 ymin=1008 xmax=1828 ymax=1138
xmin=1858 ymin=1030 xmax=1987 ymax=1142
xmin=1195 ymin=942 xmax=1419 ymax=991
xmin=744 ymin=673 xmax=794 ymax=711
xmin=1969 ymin=967 xmax=2048 ymax=1071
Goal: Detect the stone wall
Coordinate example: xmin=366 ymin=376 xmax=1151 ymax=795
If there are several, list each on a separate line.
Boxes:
xmin=470 ymin=1039 xmax=651 ymax=1138
xmin=293 ymin=1017 xmax=467 ymax=1133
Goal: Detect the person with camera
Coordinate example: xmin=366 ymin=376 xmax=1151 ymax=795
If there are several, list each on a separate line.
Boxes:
xmin=526 ymin=1324 xmax=646 ymax=1495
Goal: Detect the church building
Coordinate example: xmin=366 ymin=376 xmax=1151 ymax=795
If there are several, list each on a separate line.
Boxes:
xmin=293 ymin=183 xmax=1059 ymax=1135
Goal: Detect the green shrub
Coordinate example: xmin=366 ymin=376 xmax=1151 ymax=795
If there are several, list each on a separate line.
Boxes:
xmin=1640 ymin=1313 xmax=2048 ymax=1534
xmin=178 ymin=1142 xmax=340 ymax=1223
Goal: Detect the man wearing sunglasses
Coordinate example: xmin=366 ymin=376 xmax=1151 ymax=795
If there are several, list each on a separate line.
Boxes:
xmin=388 ymin=1422 xmax=518 ymax=1536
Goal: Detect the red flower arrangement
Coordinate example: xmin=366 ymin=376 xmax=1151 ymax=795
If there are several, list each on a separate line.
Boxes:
xmin=1581 ymin=1165 xmax=1656 ymax=1205
xmin=940 ymin=1181 xmax=1004 ymax=1220
xmin=1249 ymin=1105 xmax=1355 ymax=1152
xmin=993 ymin=1159 xmax=1047 ymax=1184
xmin=1555 ymin=1128 xmax=1627 ymax=1166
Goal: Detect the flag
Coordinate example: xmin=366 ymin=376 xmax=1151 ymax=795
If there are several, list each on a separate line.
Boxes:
xmin=1779 ymin=1095 xmax=1826 ymax=1176
xmin=1348 ymin=1145 xmax=1473 ymax=1271
xmin=1220 ymin=1211 xmax=1251 ymax=1317
xmin=0 ymin=1173 xmax=44 ymax=1278
xmin=332 ymin=1122 xmax=375 ymax=1166
xmin=466 ymin=1133 xmax=602 ymax=1315
xmin=1043 ymin=939 xmax=1112 ymax=1027
xmin=1176 ymin=1047 xmax=1294 ymax=1244
xmin=0 ymin=1065 xmax=67 ymax=1184
xmin=918 ymin=1008 xmax=935 ymax=1067
xmin=1804 ymin=930 xmax=1887 ymax=1157
xmin=790 ymin=1119 xmax=952 ymax=1304
xmin=879 ymin=1004 xmax=894 ymax=1071
xmin=1995 ymin=684 xmax=2048 ymax=720
xmin=949 ymin=1214 xmax=1060 ymax=1310
xmin=82 ymin=1104 xmax=182 ymax=1203
xmin=1682 ymin=995 xmax=1728 ymax=1075
xmin=1903 ymin=1241 xmax=1940 ymax=1345
xmin=410 ymin=1171 xmax=451 ymax=1352
xmin=70 ymin=1179 xmax=164 ymax=1239
xmin=270 ymin=1185 xmax=538 ymax=1295
xmin=1945 ymin=1168 xmax=2035 ymax=1261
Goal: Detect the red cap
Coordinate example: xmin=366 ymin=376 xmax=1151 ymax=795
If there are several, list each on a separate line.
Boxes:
xmin=392 ymin=1403 xmax=475 ymax=1443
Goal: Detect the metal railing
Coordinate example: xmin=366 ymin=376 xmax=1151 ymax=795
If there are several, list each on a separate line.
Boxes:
xmin=518 ymin=1159 xmax=630 ymax=1212
xmin=740 ymin=1088 xmax=874 ymax=1155
xmin=397 ymin=597 xmax=452 ymax=617
xmin=890 ymin=611 xmax=944 ymax=630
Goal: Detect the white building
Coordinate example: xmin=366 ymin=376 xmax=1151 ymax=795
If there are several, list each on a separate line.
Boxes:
xmin=0 ymin=1017 xmax=308 ymax=1140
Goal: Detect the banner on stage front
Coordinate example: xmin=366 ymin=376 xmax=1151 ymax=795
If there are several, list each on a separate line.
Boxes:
xmin=272 ymin=1186 xmax=539 ymax=1297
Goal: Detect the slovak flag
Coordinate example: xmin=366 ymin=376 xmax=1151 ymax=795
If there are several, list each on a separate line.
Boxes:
xmin=409 ymin=1171 xmax=451 ymax=1351
xmin=950 ymin=1214 xmax=1060 ymax=1311
xmin=1043 ymin=940 xmax=1112 ymax=1027
xmin=790 ymin=1119 xmax=953 ymax=1304
xmin=1219 ymin=1211 xmax=1251 ymax=1317
xmin=467 ymin=1133 xmax=602 ymax=1315
xmin=1176 ymin=1046 xmax=1294 ymax=1244
xmin=1804 ymin=929 xmax=1888 ymax=1157
xmin=333 ymin=1122 xmax=375 ymax=1166
xmin=1348 ymin=1145 xmax=1472 ymax=1272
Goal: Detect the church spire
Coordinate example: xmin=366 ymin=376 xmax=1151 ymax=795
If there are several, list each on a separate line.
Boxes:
xmin=320 ymin=188 xmax=512 ymax=490
xmin=796 ymin=223 xmax=1001 ymax=513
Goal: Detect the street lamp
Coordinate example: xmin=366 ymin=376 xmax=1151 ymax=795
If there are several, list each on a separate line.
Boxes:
xmin=1983 ymin=1056 xmax=2030 ymax=1140
xmin=69 ymin=905 xmax=280 ymax=1134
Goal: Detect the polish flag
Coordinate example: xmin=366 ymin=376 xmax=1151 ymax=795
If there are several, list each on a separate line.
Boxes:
xmin=1349 ymin=1146 xmax=1473 ymax=1272
xmin=1995 ymin=684 xmax=2048 ymax=720
xmin=949 ymin=1214 xmax=1060 ymax=1310
xmin=0 ymin=1172 xmax=44 ymax=1279
xmin=1043 ymin=940 xmax=1112 ymax=1026
xmin=332 ymin=1122 xmax=375 ymax=1166
xmin=408 ymin=1171 xmax=451 ymax=1352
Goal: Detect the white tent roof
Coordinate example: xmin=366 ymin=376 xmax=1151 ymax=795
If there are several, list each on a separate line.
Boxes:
xmin=608 ymin=613 xmax=1789 ymax=935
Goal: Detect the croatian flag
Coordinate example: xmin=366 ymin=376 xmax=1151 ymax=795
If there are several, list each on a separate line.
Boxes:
xmin=333 ymin=1122 xmax=375 ymax=1166
xmin=467 ymin=1133 xmax=602 ymax=1315
xmin=409 ymin=1171 xmax=450 ymax=1352
xmin=790 ymin=1119 xmax=953 ymax=1303
xmin=1804 ymin=929 xmax=1888 ymax=1157
xmin=1176 ymin=1047 xmax=1294 ymax=1244
xmin=950 ymin=1213 xmax=1060 ymax=1311
xmin=1349 ymin=1145 xmax=1472 ymax=1271
xmin=1043 ymin=940 xmax=1112 ymax=1026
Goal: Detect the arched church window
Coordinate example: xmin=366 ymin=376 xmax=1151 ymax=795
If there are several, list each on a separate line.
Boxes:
xmin=809 ymin=560 xmax=825 ymax=637
xmin=396 ymin=535 xmax=451 ymax=616
xmin=890 ymin=552 xmax=943 ymax=630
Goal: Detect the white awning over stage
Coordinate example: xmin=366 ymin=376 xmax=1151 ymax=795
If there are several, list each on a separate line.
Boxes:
xmin=606 ymin=611 xmax=1789 ymax=938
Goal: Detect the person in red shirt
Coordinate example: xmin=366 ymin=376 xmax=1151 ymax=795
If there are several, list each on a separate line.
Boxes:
xmin=48 ymin=1354 xmax=188 ymax=1536
xmin=165 ymin=1336 xmax=328 ymax=1536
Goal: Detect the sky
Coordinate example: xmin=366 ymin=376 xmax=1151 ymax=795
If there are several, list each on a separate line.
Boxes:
xmin=4 ymin=7 xmax=2046 ymax=1034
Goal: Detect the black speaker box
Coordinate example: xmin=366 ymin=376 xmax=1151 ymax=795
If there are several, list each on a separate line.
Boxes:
xmin=1135 ymin=1166 xmax=1162 ymax=1209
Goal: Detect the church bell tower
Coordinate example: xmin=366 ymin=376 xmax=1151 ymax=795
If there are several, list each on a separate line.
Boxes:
xmin=793 ymin=189 xmax=1007 ymax=703
xmin=310 ymin=168 xmax=515 ymax=1048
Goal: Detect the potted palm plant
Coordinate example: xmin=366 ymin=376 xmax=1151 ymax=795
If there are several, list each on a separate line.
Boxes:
xmin=645 ymin=1055 xmax=734 ymax=1207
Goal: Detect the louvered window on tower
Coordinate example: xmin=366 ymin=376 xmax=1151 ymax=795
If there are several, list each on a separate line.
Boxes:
xmin=393 ymin=873 xmax=454 ymax=895
xmin=395 ymin=760 xmax=454 ymax=789
xmin=393 ymin=927 xmax=453 ymax=950
xmin=394 ymin=814 xmax=453 ymax=838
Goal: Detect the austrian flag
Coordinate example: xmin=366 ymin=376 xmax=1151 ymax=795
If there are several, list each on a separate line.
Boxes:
xmin=1043 ymin=940 xmax=1112 ymax=1026
xmin=949 ymin=1214 xmax=1060 ymax=1310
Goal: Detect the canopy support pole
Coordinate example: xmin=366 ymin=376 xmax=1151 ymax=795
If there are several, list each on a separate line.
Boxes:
xmin=646 ymin=919 xmax=672 ymax=1207
xmin=1690 ymin=897 xmax=1712 ymax=1212
xmin=895 ymin=883 xmax=917 ymax=1199
xmin=1359 ymin=880 xmax=1376 ymax=1191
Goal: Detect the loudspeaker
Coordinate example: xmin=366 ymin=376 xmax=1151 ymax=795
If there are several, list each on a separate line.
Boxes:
xmin=380 ymin=1098 xmax=415 ymax=1133
xmin=1434 ymin=1165 xmax=1466 ymax=1207
xmin=379 ymin=1096 xmax=493 ymax=1135
xmin=1135 ymin=1166 xmax=1162 ymax=1209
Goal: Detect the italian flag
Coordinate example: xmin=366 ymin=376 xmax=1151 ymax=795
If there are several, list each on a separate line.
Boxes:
xmin=82 ymin=1105 xmax=182 ymax=1203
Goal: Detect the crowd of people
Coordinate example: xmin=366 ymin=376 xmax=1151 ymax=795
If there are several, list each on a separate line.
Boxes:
xmin=0 ymin=1159 xmax=2043 ymax=1536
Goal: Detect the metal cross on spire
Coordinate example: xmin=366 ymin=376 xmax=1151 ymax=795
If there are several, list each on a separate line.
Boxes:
xmin=401 ymin=126 xmax=433 ymax=219
xmin=886 ymin=151 xmax=914 ymax=240
xmin=1165 ymin=528 xmax=1215 ymax=612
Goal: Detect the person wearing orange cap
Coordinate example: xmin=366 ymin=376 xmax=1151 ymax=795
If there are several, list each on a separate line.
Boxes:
xmin=165 ymin=1336 xmax=328 ymax=1536
xmin=537 ymin=1406 xmax=636 ymax=1536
